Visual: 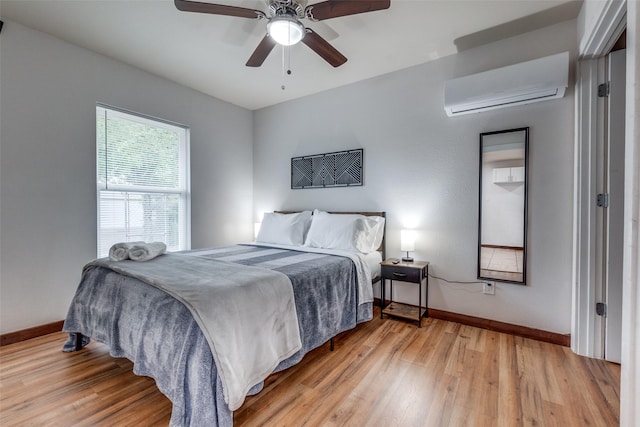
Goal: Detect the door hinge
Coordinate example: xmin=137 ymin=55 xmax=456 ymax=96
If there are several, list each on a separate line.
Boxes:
xmin=598 ymin=82 xmax=610 ymax=97
xmin=596 ymin=302 xmax=607 ymax=317
xmin=597 ymin=193 xmax=609 ymax=208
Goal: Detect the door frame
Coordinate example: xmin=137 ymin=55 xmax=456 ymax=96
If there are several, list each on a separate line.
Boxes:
xmin=573 ymin=0 xmax=640 ymax=424
xmin=604 ymin=48 xmax=626 ymax=364
xmin=573 ymin=0 xmax=626 ymax=357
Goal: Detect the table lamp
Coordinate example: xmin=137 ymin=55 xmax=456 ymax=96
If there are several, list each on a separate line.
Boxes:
xmin=401 ymin=229 xmax=416 ymax=262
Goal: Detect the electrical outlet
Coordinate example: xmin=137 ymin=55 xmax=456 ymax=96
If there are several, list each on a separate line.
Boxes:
xmin=483 ymin=282 xmax=495 ymax=295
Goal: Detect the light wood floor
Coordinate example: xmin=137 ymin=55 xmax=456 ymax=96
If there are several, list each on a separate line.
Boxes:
xmin=1 ymin=309 xmax=620 ymax=426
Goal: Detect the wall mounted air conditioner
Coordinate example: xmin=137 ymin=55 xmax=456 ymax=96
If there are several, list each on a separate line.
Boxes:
xmin=444 ymin=51 xmax=569 ymax=117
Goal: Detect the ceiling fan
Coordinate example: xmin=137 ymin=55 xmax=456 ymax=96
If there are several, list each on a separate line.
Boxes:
xmin=174 ymin=0 xmax=391 ymax=68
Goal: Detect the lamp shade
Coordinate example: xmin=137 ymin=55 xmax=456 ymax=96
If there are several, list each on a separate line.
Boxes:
xmin=267 ymin=17 xmax=305 ymax=46
xmin=400 ymin=229 xmax=416 ymax=252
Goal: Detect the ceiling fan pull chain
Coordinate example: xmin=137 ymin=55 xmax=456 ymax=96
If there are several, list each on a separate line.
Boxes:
xmin=281 ymin=44 xmax=286 ymax=90
xmin=281 ymin=45 xmax=293 ymax=90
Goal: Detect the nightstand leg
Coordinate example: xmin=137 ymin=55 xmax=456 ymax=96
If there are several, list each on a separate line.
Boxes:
xmin=418 ymin=278 xmax=422 ymax=328
xmin=380 ymin=279 xmax=385 ymax=319
xmin=425 ymin=266 xmax=429 ymax=319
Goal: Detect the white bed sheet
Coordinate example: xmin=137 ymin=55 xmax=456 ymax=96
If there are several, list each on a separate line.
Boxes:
xmin=363 ymin=250 xmax=382 ymax=280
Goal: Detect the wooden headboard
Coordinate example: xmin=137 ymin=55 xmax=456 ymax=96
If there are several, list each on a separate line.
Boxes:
xmin=275 ymin=210 xmax=387 ymax=260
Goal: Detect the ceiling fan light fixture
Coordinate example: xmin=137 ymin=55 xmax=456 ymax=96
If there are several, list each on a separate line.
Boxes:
xmin=267 ymin=17 xmax=305 ymax=46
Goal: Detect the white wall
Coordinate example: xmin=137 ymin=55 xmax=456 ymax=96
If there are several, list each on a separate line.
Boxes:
xmin=254 ymin=20 xmax=577 ymax=334
xmin=0 ymin=18 xmax=579 ymax=336
xmin=0 ymin=20 xmax=254 ymax=334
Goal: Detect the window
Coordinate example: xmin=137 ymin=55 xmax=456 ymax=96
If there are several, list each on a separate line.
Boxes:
xmin=96 ymin=105 xmax=190 ymax=257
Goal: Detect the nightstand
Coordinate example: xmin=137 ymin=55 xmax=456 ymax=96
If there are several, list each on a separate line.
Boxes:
xmin=380 ymin=259 xmax=429 ymax=327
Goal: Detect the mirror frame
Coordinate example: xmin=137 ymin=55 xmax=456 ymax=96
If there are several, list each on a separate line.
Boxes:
xmin=477 ymin=127 xmax=529 ymax=285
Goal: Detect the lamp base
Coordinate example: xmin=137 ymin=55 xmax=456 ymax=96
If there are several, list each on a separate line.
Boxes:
xmin=401 ymin=256 xmax=414 ymax=263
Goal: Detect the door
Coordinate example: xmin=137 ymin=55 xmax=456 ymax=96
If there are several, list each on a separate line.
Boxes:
xmin=603 ymin=48 xmax=625 ymax=363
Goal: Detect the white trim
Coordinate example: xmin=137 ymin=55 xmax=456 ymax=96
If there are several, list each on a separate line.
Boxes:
xmin=183 ymin=127 xmax=192 ymax=251
xmin=573 ymin=0 xmax=627 ymax=358
xmin=572 ymin=58 xmax=606 ymax=358
xmin=579 ymin=0 xmax=627 ymax=58
xmin=96 ymin=102 xmax=188 ymax=131
xmin=575 ymin=0 xmax=639 ymax=424
xmin=621 ymin=1 xmax=639 ymax=425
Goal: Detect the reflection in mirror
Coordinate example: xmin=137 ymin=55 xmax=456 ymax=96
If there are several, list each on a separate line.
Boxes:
xmin=478 ymin=127 xmax=528 ymax=285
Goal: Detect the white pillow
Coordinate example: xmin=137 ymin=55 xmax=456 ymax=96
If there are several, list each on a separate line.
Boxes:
xmin=304 ymin=210 xmax=385 ymax=253
xmin=256 ymin=211 xmax=312 ymax=246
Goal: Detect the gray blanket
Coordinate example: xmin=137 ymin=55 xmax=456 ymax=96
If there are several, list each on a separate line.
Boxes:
xmin=63 ymin=245 xmax=372 ymax=427
xmin=85 ymin=255 xmax=301 ymax=411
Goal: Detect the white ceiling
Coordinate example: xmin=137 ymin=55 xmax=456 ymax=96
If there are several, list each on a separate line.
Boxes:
xmin=0 ymin=0 xmax=581 ymax=110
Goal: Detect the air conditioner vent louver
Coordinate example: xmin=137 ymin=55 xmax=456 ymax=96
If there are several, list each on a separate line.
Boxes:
xmin=444 ymin=52 xmax=569 ymax=117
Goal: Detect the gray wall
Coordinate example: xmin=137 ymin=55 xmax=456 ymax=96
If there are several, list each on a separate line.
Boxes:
xmin=254 ymin=20 xmax=577 ymax=334
xmin=0 ymin=20 xmax=254 ymax=333
xmin=0 ymin=18 xmax=579 ymax=336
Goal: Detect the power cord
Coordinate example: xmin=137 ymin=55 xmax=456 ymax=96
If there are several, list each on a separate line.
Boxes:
xmin=428 ymin=273 xmax=487 ymax=285
xmin=428 ymin=273 xmax=491 ymax=294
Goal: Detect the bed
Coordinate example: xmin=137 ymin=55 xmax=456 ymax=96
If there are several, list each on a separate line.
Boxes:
xmin=62 ymin=210 xmax=385 ymax=426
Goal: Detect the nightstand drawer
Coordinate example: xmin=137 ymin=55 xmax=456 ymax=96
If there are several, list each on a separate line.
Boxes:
xmin=381 ymin=265 xmax=422 ymax=283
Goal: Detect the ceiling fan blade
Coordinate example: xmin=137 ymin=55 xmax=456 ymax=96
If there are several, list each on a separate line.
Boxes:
xmin=246 ymin=35 xmax=277 ymax=67
xmin=305 ymin=0 xmax=390 ymax=21
xmin=175 ymin=0 xmax=264 ymax=19
xmin=302 ymin=28 xmax=347 ymax=67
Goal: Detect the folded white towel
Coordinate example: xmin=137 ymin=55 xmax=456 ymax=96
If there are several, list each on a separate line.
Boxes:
xmin=129 ymin=242 xmax=167 ymax=262
xmin=109 ymin=241 xmax=145 ymax=261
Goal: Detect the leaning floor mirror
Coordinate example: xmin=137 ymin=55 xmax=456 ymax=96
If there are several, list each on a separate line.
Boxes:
xmin=478 ymin=127 xmax=529 ymax=285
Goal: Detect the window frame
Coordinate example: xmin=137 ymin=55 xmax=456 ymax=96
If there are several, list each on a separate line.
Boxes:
xmin=96 ymin=104 xmax=191 ymax=257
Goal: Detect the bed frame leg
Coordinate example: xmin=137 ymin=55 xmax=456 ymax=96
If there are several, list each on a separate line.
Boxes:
xmin=330 ymin=338 xmax=334 ymax=351
xmin=74 ymin=333 xmax=83 ymax=351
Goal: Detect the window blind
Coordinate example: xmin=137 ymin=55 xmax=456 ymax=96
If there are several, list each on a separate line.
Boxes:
xmin=96 ymin=105 xmax=190 ymax=257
